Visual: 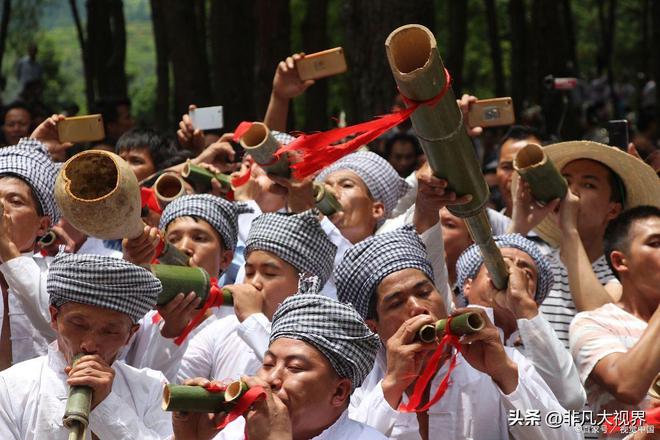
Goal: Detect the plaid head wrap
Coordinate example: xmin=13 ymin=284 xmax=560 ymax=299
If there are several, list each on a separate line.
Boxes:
xmin=272 ymin=130 xmax=296 ymax=145
xmin=316 ymin=151 xmax=410 ymax=223
xmin=0 ymin=138 xmax=60 ymax=223
xmin=159 ymin=194 xmax=252 ymax=251
xmin=455 ymin=234 xmax=553 ymax=307
xmin=270 ymin=285 xmax=380 ymax=391
xmin=335 ymin=224 xmax=434 ymax=319
xmin=47 ymin=253 xmax=162 ymax=323
xmin=245 ymin=209 xmax=337 ymax=286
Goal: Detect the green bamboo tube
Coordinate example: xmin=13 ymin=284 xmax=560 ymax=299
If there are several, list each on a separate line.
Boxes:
xmin=182 ymin=160 xmax=232 ymax=193
xmin=239 ymin=122 xmax=290 ymax=178
xmin=151 ymin=264 xmax=233 ymax=307
xmin=38 ymin=230 xmax=57 ymax=247
xmin=63 ymin=354 xmax=92 ymax=440
xmin=385 ymin=24 xmax=508 ymax=289
xmin=163 ymin=380 xmax=248 ymax=413
xmin=417 ymin=312 xmax=485 ymax=343
xmin=156 ymin=241 xmax=191 ymax=267
xmin=513 ymin=143 xmax=567 ymax=203
xmin=313 ymin=183 xmax=343 ymax=216
xmin=154 ymin=172 xmax=186 ymax=209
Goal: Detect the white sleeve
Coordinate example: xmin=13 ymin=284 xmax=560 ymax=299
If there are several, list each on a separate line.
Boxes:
xmin=0 ymin=256 xmax=55 ymax=341
xmin=177 ymin=322 xmax=217 ymax=382
xmin=391 ymin=172 xmax=418 ymax=218
xmin=236 ymin=313 xmax=271 ymax=362
xmin=501 ymin=349 xmax=582 ymax=440
xmin=0 ymin=376 xmax=20 ymax=440
xmin=517 ymin=314 xmax=586 ymax=410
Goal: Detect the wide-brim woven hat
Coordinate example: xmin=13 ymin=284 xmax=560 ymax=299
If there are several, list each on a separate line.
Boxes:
xmin=512 ymin=140 xmax=660 ymax=247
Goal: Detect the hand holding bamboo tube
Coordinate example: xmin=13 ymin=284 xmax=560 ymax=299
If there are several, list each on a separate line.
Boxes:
xmin=514 ymin=143 xmax=567 ymax=203
xmin=163 ymin=380 xmax=248 ymax=413
xmin=236 ymin=122 xmax=290 ymax=178
xmin=151 ymin=264 xmax=233 ymax=308
xmin=182 ymin=160 xmax=233 ymax=194
xmin=417 ymin=312 xmax=485 ymax=343
xmin=63 ymin=354 xmax=92 ymax=440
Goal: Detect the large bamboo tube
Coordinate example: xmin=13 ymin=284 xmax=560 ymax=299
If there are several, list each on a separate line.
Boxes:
xmin=239 ymin=122 xmax=290 ymax=178
xmin=153 ymin=172 xmax=186 ymax=210
xmin=513 ymin=143 xmax=567 ymax=203
xmin=417 ymin=312 xmax=485 ymax=343
xmin=313 ymin=183 xmax=342 ymax=216
xmin=182 ymin=160 xmax=232 ymax=193
xmin=63 ymin=354 xmax=92 ymax=440
xmin=163 ymin=380 xmax=248 ymax=413
xmin=151 ymin=264 xmax=233 ymax=307
xmin=385 ymin=24 xmax=508 ymax=289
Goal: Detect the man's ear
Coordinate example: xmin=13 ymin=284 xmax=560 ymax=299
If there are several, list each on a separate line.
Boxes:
xmin=372 ymin=201 xmax=385 ymax=222
xmin=330 ymin=378 xmax=352 ymax=407
xmin=463 ymin=278 xmax=473 ymax=303
xmin=219 ymin=249 xmax=234 ymax=273
xmin=365 ymin=318 xmax=378 ymax=334
xmin=606 ymin=202 xmax=623 ymax=223
xmin=37 ymin=216 xmax=51 ymax=238
xmin=49 ymin=305 xmax=59 ymax=332
xmin=609 ymin=250 xmax=628 ymax=276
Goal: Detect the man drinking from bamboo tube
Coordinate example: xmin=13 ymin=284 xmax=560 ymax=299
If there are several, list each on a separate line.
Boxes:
xmin=173 ymin=283 xmax=385 ymax=440
xmin=0 ymin=253 xmax=172 ymax=439
xmin=336 ymin=225 xmax=579 ymax=440
xmin=509 ymin=141 xmax=660 ymax=348
xmin=455 ymin=233 xmax=586 ymax=411
xmin=178 ymin=209 xmax=337 ymax=383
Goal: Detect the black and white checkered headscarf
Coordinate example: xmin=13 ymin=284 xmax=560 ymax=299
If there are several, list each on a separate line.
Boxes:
xmin=0 ymin=138 xmax=60 ymax=223
xmin=159 ymin=194 xmax=252 ymax=251
xmin=272 ymin=130 xmax=296 ymax=145
xmin=270 ymin=286 xmax=380 ymax=391
xmin=316 ymin=151 xmax=410 ymax=223
xmin=335 ymin=224 xmax=434 ymax=319
xmin=455 ymin=234 xmax=553 ymax=307
xmin=47 ymin=253 xmax=162 ymax=323
xmin=245 ymin=209 xmax=337 ymax=286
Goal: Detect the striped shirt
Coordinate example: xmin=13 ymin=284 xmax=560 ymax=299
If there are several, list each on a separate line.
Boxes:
xmin=539 ymin=250 xmax=616 ymax=349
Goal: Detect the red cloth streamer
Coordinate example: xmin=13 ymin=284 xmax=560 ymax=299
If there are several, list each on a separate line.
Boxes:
xmin=213 ymin=386 xmax=267 ymax=430
xmin=173 ymin=279 xmax=227 ymax=345
xmin=399 ymin=315 xmax=461 ymax=413
xmin=230 ymin=167 xmax=252 ymax=188
xmin=141 ymin=186 xmax=163 ymax=215
xmin=233 ymin=122 xmax=254 ymax=142
xmin=273 ymin=69 xmax=451 ymax=179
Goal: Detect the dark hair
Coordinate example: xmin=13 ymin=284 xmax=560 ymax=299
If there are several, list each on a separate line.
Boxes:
xmin=2 ymin=101 xmax=33 ymax=123
xmin=603 ymin=205 xmax=660 ymax=279
xmin=116 ymin=127 xmax=191 ymax=171
xmin=499 ymin=125 xmax=541 ymax=146
xmin=384 ymin=133 xmax=422 ymax=159
xmin=637 ymin=107 xmax=656 ymax=133
xmin=92 ymin=97 xmax=131 ymax=125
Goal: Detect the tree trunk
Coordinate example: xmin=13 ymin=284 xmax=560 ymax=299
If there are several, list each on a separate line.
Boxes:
xmin=484 ymin=0 xmax=505 ymax=96
xmin=254 ymin=0 xmax=290 ymax=121
xmin=149 ymin=0 xmax=170 ymax=130
xmin=342 ymin=0 xmax=435 ymax=123
xmin=0 ymin=0 xmax=11 ymax=79
xmin=302 ymin=0 xmax=328 ymax=130
xmin=445 ymin=0 xmax=468 ymax=95
xmin=87 ymin=0 xmax=128 ymax=100
xmin=69 ymin=0 xmax=94 ymax=110
xmin=561 ymin=0 xmax=579 ymax=76
xmin=161 ymin=0 xmax=212 ymax=121
xmin=597 ymin=0 xmax=618 ymax=116
xmin=653 ymin=0 xmax=660 ymax=127
xmin=508 ymin=0 xmax=527 ymax=116
xmin=209 ymin=0 xmax=257 ymax=132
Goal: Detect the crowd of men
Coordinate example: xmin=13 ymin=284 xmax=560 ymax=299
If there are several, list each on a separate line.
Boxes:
xmin=0 ymin=49 xmax=656 ymax=440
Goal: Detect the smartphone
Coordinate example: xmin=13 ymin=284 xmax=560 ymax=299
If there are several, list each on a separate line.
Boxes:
xmin=57 ymin=114 xmax=105 ymax=143
xmin=189 ymin=106 xmax=224 ymax=131
xmin=607 ymin=120 xmax=629 ymax=151
xmin=296 ymin=47 xmax=347 ymax=81
xmin=467 ymin=97 xmax=515 ymax=128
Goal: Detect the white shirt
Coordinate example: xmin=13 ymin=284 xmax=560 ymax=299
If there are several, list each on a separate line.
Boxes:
xmin=0 ymin=342 xmax=172 ymax=439
xmin=350 ymin=345 xmax=580 ymax=440
xmin=213 ymin=409 xmax=386 ymax=440
xmin=178 ymin=314 xmax=261 ymax=383
xmin=0 ymin=254 xmax=55 ymax=365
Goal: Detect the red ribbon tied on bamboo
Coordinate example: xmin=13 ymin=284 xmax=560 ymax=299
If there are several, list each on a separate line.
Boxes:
xmin=398 ymin=315 xmax=461 ymax=413
xmin=232 ymin=68 xmax=452 ymax=180
xmin=202 ymin=382 xmax=267 ymax=431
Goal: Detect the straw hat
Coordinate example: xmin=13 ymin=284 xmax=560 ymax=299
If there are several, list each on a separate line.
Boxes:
xmin=511 ymin=140 xmax=660 ymax=247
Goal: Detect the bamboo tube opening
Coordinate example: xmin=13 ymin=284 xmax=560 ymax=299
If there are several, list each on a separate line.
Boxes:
xmin=162 ymin=384 xmax=172 ymax=410
xmin=418 ymin=325 xmax=436 ymax=343
xmin=387 ymin=26 xmax=432 ymax=74
xmin=514 ymin=144 xmax=546 ymax=169
xmin=63 ymin=153 xmax=118 ymax=201
xmin=224 ymin=380 xmax=245 ymax=402
xmin=241 ymin=123 xmax=269 ymax=148
xmin=181 ymin=161 xmax=193 ymax=178
xmin=466 ymin=313 xmax=485 ymax=331
xmin=155 ymin=173 xmax=185 ymax=201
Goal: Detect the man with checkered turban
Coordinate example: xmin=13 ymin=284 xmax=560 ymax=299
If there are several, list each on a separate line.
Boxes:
xmin=173 ymin=279 xmax=386 ymax=440
xmin=0 ymin=253 xmax=173 ymax=439
xmin=335 ymin=226 xmax=579 ymax=440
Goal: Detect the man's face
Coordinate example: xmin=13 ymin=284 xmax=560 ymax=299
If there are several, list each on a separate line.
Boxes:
xmin=119 ymin=148 xmax=156 ymax=182
xmin=440 ymin=208 xmax=473 ymax=274
xmin=369 ymin=268 xmax=446 ymax=344
xmin=389 ymin=141 xmax=417 ymax=177
xmin=615 ymin=217 xmax=660 ymax=300
xmin=464 ymin=248 xmax=537 ymax=318
xmin=496 ymin=136 xmax=540 ymax=213
xmin=50 ymin=302 xmax=138 ymax=365
xmin=324 ymin=170 xmax=383 ymax=244
xmin=165 ymin=217 xmax=231 ymax=278
xmin=0 ymin=176 xmax=49 ymax=252
xmin=562 ymin=159 xmax=622 ymax=240
xmin=258 ymin=338 xmax=350 ymax=437
xmin=2 ymin=108 xmax=32 ymax=146
xmin=244 ymin=250 xmax=300 ymax=320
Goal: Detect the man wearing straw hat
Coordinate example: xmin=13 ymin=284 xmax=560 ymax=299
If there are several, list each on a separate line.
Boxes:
xmin=173 ymin=281 xmax=385 ymax=440
xmin=337 ymin=226 xmax=579 ymax=440
xmin=509 ymin=141 xmax=660 ymax=348
xmin=0 ymin=253 xmax=172 ymax=439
